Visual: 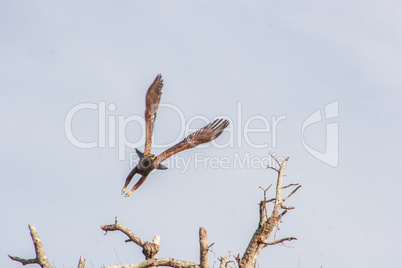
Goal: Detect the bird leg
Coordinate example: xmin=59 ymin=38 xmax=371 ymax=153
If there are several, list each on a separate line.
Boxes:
xmin=121 ymin=167 xmax=138 ymax=195
xmin=125 ymin=175 xmax=149 ymax=197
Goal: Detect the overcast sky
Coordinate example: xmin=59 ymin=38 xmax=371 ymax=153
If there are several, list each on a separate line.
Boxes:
xmin=1 ymin=1 xmax=401 ymax=268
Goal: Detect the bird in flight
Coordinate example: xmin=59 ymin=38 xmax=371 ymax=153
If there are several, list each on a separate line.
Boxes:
xmin=122 ymin=74 xmax=229 ymax=197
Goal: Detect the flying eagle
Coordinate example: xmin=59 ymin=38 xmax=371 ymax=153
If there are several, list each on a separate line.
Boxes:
xmin=122 ymin=74 xmax=229 ymax=197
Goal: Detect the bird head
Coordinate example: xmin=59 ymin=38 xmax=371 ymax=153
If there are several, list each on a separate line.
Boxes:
xmin=138 ymin=154 xmax=157 ymax=170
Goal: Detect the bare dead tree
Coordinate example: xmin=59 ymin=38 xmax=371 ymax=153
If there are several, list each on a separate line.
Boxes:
xmin=9 ymin=154 xmax=300 ymax=268
xmin=236 ymin=154 xmax=301 ymax=268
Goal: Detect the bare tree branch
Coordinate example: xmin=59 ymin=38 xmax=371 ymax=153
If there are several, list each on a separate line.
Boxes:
xmin=102 ymin=258 xmax=200 ymax=268
xmin=273 ymin=222 xmax=280 ymax=241
xmin=259 ymin=185 xmax=272 ymax=223
xmin=101 ymin=217 xmax=145 ymax=247
xmin=258 ymin=200 xmax=265 ymax=227
xmin=30 ymin=225 xmax=51 ymax=268
xmin=279 ymin=209 xmax=288 ymax=219
xmin=9 ymin=224 xmax=52 ymax=268
xmin=272 ymin=157 xmax=289 ymax=217
xmin=199 ymin=227 xmax=210 ymax=268
xmin=101 ymin=217 xmax=161 ymax=262
xmin=263 ymin=237 xmax=297 ymax=246
xmin=263 ymin=198 xmax=276 ymax=203
xmin=269 ymin=153 xmax=281 ymax=168
xmin=100 ymin=218 xmax=204 ymax=268
xmin=235 ymin=254 xmax=241 ymax=266
xmin=266 ymin=165 xmax=279 ymax=172
xmin=282 ymin=183 xmax=299 ymax=189
xmin=8 ymin=255 xmax=38 ymax=266
xmin=281 ymin=205 xmax=295 ymax=210
xmin=259 ymin=185 xmax=272 ymax=193
xmin=218 ymin=251 xmax=231 ymax=268
xmin=283 ymin=185 xmax=302 ymax=202
xmin=77 ymin=256 xmax=85 ymax=268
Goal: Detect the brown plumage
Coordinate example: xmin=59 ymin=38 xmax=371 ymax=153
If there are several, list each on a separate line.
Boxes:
xmin=144 ymin=74 xmax=163 ymax=156
xmin=121 ymin=74 xmax=229 ymax=197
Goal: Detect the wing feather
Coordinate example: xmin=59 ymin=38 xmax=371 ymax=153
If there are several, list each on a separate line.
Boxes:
xmin=154 ymin=119 xmax=229 ymax=166
xmin=144 ymin=74 xmax=163 ymax=155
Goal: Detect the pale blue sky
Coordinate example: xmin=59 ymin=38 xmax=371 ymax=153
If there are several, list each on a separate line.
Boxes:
xmin=1 ymin=1 xmax=401 ymax=267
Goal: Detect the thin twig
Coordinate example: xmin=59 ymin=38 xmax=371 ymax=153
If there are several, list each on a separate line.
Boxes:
xmin=273 ymin=222 xmax=280 ymax=241
xmin=298 ymin=253 xmax=302 ymax=268
xmin=266 ymin=165 xmax=279 ymax=172
xmin=281 ymin=205 xmax=295 ymax=210
xmin=8 ymin=256 xmax=38 ymax=266
xmin=259 ymin=185 xmax=272 ymax=222
xmin=282 ymin=183 xmax=299 ymax=189
xmin=263 ymin=198 xmax=276 ymax=204
xmin=263 ymin=237 xmax=297 ymax=246
xmin=114 ymin=249 xmax=122 ymax=265
xmin=283 ymin=185 xmax=302 ymax=202
xmin=278 ymin=209 xmax=288 ymax=219
xmin=269 ymin=153 xmax=281 ymax=168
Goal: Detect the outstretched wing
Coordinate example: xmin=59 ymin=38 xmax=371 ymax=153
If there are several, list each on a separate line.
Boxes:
xmin=154 ymin=119 xmax=229 ymax=166
xmin=144 ymin=74 xmax=164 ymax=155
